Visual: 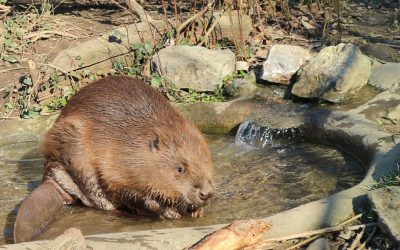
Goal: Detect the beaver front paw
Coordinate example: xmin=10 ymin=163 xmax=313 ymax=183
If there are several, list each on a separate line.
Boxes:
xmin=159 ymin=207 xmax=182 ymax=220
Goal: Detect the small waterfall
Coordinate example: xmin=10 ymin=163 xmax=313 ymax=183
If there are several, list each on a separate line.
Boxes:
xmin=235 ymin=119 xmax=304 ymax=148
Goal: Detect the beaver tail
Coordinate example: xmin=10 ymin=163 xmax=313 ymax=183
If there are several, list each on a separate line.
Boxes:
xmin=14 ymin=180 xmax=70 ymax=243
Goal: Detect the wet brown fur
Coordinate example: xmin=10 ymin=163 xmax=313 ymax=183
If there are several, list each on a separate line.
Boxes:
xmin=15 ymin=76 xmax=214 ymax=242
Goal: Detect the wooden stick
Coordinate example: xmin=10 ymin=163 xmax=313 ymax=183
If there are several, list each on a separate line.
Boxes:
xmin=263 ymin=223 xmax=378 ymax=243
xmin=123 ymin=0 xmax=154 ymax=23
xmin=24 ymin=30 xmax=78 ymax=41
xmin=0 ymin=67 xmax=27 ymax=73
xmin=176 ymin=7 xmax=209 ymax=34
xmin=336 ymin=213 xmax=363 ymax=227
xmin=357 ymin=226 xmax=377 ymax=250
xmin=349 ymin=227 xmax=365 ymax=250
xmin=285 ymin=234 xmax=320 ymax=250
xmin=198 ymin=13 xmax=223 ymax=46
xmin=27 ymin=60 xmax=40 ymax=86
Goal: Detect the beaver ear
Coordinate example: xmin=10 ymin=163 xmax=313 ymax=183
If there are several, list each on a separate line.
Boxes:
xmin=149 ymin=136 xmax=160 ymax=152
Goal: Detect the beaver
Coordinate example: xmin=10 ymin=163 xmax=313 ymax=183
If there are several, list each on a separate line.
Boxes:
xmin=14 ymin=76 xmax=214 ymax=243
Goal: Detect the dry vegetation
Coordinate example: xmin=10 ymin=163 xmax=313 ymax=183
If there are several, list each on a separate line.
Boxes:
xmin=0 ymin=0 xmax=356 ymax=119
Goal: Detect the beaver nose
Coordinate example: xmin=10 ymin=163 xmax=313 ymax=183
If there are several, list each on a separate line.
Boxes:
xmin=199 ymin=190 xmax=213 ymax=201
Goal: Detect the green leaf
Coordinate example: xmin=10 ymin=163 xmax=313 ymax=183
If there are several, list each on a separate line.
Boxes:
xmin=62 ymin=86 xmax=74 ymax=98
xmin=60 ymin=98 xmax=68 ymax=107
xmin=5 ymin=102 xmax=13 ymax=111
xmin=144 ymin=42 xmax=153 ymax=55
xmin=3 ymin=54 xmax=18 ymax=63
xmin=151 ymin=76 xmax=162 ymax=88
xmin=23 ymin=76 xmax=33 ymax=86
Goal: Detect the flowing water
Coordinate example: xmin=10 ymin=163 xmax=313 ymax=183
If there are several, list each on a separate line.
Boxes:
xmin=0 ymin=132 xmax=365 ymax=244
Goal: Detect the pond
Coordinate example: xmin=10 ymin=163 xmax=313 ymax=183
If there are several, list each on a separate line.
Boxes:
xmin=0 ymin=133 xmax=365 ymax=243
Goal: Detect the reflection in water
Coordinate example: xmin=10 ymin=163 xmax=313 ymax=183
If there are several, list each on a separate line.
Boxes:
xmin=0 ymin=135 xmax=364 ymax=243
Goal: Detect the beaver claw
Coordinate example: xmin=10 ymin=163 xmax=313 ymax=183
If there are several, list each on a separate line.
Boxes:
xmin=159 ymin=207 xmax=181 ymax=220
xmin=190 ymin=207 xmax=204 ymax=218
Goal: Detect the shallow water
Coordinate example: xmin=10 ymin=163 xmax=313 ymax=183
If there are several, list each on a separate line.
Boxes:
xmin=0 ymin=135 xmax=365 ymax=244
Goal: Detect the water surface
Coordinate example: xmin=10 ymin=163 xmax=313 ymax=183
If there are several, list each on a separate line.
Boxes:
xmin=0 ymin=135 xmax=365 ymax=243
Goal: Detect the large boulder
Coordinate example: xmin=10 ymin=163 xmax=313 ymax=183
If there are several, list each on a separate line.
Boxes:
xmin=152 ymin=46 xmax=235 ymax=92
xmin=261 ymin=44 xmax=311 ymax=84
xmin=368 ymin=186 xmax=400 ymax=242
xmin=291 ymin=43 xmax=372 ymax=103
xmin=368 ymin=62 xmax=400 ymax=91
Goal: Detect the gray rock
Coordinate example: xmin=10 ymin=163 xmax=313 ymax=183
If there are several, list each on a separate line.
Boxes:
xmin=368 ymin=186 xmax=400 ymax=242
xmin=176 ymin=99 xmax=256 ymax=134
xmin=368 ymin=63 xmax=400 ymax=91
xmin=224 ymin=71 xmax=258 ymax=97
xmin=214 ymin=12 xmax=252 ymax=42
xmin=353 ymin=87 xmax=400 ymax=125
xmin=306 ymin=238 xmax=330 ymax=250
xmin=39 ymin=228 xmax=86 ymax=250
xmin=261 ymin=44 xmax=311 ymax=84
xmin=152 ymin=46 xmax=235 ymax=92
xmin=292 ymin=43 xmax=372 ymax=103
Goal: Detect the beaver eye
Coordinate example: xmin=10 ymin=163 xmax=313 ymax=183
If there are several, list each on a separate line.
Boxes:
xmin=177 ymin=166 xmax=185 ymax=174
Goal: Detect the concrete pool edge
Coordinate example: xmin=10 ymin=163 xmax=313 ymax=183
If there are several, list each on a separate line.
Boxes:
xmin=1 ymin=100 xmax=399 ymax=249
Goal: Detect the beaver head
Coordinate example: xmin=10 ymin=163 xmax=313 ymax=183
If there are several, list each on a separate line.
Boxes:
xmin=145 ymin=123 xmax=214 ymax=213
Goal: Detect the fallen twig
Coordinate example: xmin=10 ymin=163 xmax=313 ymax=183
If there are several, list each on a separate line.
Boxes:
xmin=0 ymin=67 xmax=27 ymax=74
xmin=285 ymin=234 xmax=320 ymax=250
xmin=176 ymin=2 xmax=212 ymax=34
xmin=123 ymin=0 xmax=154 ymax=22
xmin=357 ymin=226 xmax=377 ymax=250
xmin=349 ymin=227 xmax=365 ymax=250
xmin=264 ymin=223 xmax=377 ymax=243
xmin=198 ymin=13 xmax=223 ymax=46
xmin=337 ymin=213 xmax=363 ymax=227
xmin=24 ymin=30 xmax=78 ymax=42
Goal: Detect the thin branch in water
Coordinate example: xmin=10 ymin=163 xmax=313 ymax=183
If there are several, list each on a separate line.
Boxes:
xmin=357 ymin=226 xmax=377 ymax=250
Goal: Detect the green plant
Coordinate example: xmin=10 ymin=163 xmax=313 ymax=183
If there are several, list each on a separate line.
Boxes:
xmin=150 ymin=73 xmax=164 ymax=88
xmin=1 ymin=15 xmax=27 ymax=63
xmin=131 ymin=42 xmax=153 ymax=63
xmin=4 ymin=102 xmax=14 ymax=113
xmin=223 ymin=70 xmax=247 ymax=82
xmin=112 ymin=60 xmax=141 ymax=76
xmin=46 ymin=86 xmax=76 ymax=113
xmin=371 ymin=164 xmax=400 ymax=189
